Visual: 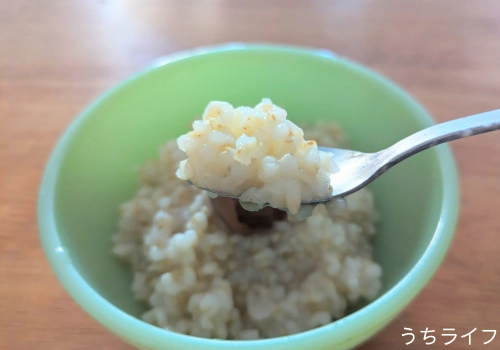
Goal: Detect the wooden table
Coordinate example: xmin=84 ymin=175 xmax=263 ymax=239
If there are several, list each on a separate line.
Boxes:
xmin=2 ymin=1 xmax=499 ymax=349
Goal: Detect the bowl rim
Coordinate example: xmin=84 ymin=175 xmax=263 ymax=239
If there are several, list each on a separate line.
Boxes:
xmin=38 ymin=43 xmax=459 ymax=349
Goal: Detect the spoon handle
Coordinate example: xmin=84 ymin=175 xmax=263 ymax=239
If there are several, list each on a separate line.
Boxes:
xmin=379 ymin=109 xmax=500 ymax=166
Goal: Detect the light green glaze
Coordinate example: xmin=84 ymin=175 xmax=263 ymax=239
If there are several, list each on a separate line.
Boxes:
xmin=38 ymin=44 xmax=459 ymax=350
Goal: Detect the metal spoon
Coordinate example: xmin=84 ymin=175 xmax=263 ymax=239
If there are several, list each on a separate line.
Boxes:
xmin=196 ymin=109 xmax=500 ymax=210
xmin=313 ymin=109 xmax=500 ymax=202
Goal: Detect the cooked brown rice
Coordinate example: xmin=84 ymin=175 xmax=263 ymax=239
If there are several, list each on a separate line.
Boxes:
xmin=112 ymin=120 xmax=381 ymax=340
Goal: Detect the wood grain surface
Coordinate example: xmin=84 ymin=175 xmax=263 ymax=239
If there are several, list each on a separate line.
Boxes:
xmin=1 ymin=1 xmax=499 ymax=349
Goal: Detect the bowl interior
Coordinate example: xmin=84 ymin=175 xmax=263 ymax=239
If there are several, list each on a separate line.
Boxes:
xmin=52 ymin=48 xmax=443 ymax=327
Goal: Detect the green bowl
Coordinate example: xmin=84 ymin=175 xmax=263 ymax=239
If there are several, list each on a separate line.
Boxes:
xmin=38 ymin=44 xmax=459 ymax=350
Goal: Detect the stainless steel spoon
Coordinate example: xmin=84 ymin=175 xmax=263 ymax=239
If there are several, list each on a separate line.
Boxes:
xmin=312 ymin=109 xmax=500 ymax=202
xmin=198 ymin=109 xmax=500 ymax=208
